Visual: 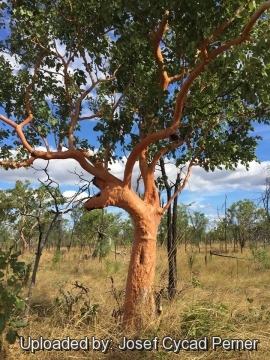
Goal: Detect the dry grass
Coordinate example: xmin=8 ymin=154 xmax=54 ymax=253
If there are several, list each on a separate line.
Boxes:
xmin=3 ymin=245 xmax=270 ymax=359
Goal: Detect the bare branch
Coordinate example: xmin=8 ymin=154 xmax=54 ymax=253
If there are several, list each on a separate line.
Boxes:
xmin=32 ymin=149 xmax=123 ymax=186
xmin=110 ymin=76 xmax=133 ymax=115
xmin=78 ymin=111 xmax=103 ymax=121
xmin=30 ymin=123 xmax=50 ymax=152
xmin=162 ymin=164 xmax=192 ymax=213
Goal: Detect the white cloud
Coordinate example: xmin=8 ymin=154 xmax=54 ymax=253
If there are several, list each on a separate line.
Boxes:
xmin=186 ymin=161 xmax=269 ymax=193
xmin=2 ymin=53 xmax=23 ymax=74
xmin=155 ymin=160 xmax=269 ymax=194
xmin=0 ymin=148 xmax=269 ymax=200
xmin=0 ymin=157 xmax=91 ymax=185
xmin=63 ymin=190 xmax=89 ymax=203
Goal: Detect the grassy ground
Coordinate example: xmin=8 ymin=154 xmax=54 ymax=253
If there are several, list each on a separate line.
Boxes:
xmin=2 ymin=244 xmax=270 ymax=359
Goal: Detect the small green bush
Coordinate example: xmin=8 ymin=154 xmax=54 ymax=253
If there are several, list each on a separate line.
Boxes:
xmin=181 ymin=302 xmax=234 ymax=338
xmin=0 ymin=248 xmax=27 ymax=350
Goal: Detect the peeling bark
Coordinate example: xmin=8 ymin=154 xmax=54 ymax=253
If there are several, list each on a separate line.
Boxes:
xmin=83 ymin=176 xmax=162 ymax=329
xmin=123 ymin=209 xmax=161 ymax=330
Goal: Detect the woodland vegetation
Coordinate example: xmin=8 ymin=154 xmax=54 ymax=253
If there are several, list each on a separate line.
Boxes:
xmin=0 ymin=179 xmax=269 ymax=256
xmin=1 ymin=0 xmax=270 ymax=344
xmin=1 ymin=187 xmax=270 ymax=359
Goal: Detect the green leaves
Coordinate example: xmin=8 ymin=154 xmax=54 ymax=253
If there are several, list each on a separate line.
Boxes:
xmin=0 ymin=248 xmax=27 ymax=347
xmin=0 ymin=258 xmax=7 ymax=270
xmin=249 ymin=1 xmax=257 ymax=11
xmin=0 ymin=180 xmax=66 ymax=254
xmin=5 ymin=328 xmax=17 ymax=344
xmin=0 ymin=1 xmax=270 ymax=197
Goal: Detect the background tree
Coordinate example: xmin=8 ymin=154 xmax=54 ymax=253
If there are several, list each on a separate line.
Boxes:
xmin=158 ymin=156 xmax=182 ymax=299
xmin=157 ymin=196 xmax=191 ymax=298
xmin=0 ymin=180 xmax=56 ymax=252
xmin=0 ymin=224 xmax=13 ymax=251
xmin=188 ymin=211 xmax=209 ymax=252
xmin=119 ymin=217 xmax=134 ymax=248
xmin=260 ymin=167 xmax=270 ymax=229
xmin=227 ymin=199 xmax=266 ymax=252
xmin=1 ymin=1 xmax=270 ymax=329
xmin=72 ymin=208 xmax=123 ymax=256
xmin=73 ymin=209 xmax=104 ymax=251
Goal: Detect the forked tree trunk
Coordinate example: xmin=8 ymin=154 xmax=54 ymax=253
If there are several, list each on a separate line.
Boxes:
xmin=83 ymin=177 xmax=162 ymax=330
xmin=19 ymin=231 xmax=28 ymax=254
xmin=123 ymin=213 xmax=161 ymax=330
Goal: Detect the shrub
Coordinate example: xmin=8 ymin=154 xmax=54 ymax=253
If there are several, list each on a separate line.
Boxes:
xmin=0 ymin=248 xmax=27 ymax=350
xmin=181 ymin=302 xmax=234 ymax=338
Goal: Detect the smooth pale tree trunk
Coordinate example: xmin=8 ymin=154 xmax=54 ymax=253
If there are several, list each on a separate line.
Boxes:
xmin=123 ymin=212 xmax=161 ymax=330
xmin=19 ymin=231 xmax=28 ymax=254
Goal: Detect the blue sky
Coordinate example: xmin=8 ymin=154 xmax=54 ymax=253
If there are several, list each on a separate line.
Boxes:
xmin=0 ymin=120 xmax=268 ymax=225
xmin=0 ymin=9 xmax=270 ymax=225
xmin=0 ymin=54 xmax=269 ymax=224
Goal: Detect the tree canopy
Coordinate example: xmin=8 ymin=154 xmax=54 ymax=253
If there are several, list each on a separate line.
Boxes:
xmin=1 ymin=0 xmax=270 ymax=329
xmin=0 ymin=1 xmax=270 ymax=207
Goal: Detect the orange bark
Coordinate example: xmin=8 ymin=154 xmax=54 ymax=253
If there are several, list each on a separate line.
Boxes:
xmin=1 ymin=1 xmax=269 ymax=332
xmin=83 ymin=170 xmax=162 ymax=329
xmin=123 ymin=206 xmax=162 ymax=329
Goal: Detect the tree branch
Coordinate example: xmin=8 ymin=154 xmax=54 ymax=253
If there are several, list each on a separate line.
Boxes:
xmin=0 ymin=157 xmax=36 ymax=169
xmin=161 ymin=116 xmax=220 ymax=213
xmin=207 ymin=1 xmax=270 ymax=61
xmin=199 ymin=3 xmax=248 ymax=59
xmin=0 ymin=114 xmax=34 ymax=153
xmin=139 ymin=148 xmax=148 ymax=177
xmin=149 ymin=140 xmax=184 ymax=173
xmin=162 ymin=163 xmax=192 ymax=213
xmin=159 ymin=156 xmax=171 ymax=191
xmin=78 ymin=111 xmax=103 ymax=121
xmin=0 ymin=146 xmax=123 ymax=186
xmin=30 ymin=123 xmax=50 ymax=152
xmin=152 ymin=10 xmax=170 ymax=90
xmin=110 ymin=75 xmax=133 ymax=116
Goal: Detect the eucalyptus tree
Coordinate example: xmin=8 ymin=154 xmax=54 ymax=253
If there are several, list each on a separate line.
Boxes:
xmin=73 ymin=208 xmax=123 ymax=256
xmin=0 ymin=223 xmax=13 ymax=250
xmin=158 ymin=199 xmax=190 ymax=298
xmin=227 ymin=199 xmax=266 ymax=252
xmin=260 ymin=167 xmax=270 ymax=226
xmin=120 ymin=217 xmax=134 ymax=247
xmin=73 ymin=208 xmax=104 ymax=251
xmin=1 ymin=1 xmax=270 ymax=329
xmin=158 ymin=156 xmax=182 ymax=299
xmin=189 ymin=211 xmax=209 ymax=250
xmin=0 ymin=180 xmax=55 ymax=252
xmin=0 ymin=178 xmax=69 ymax=321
